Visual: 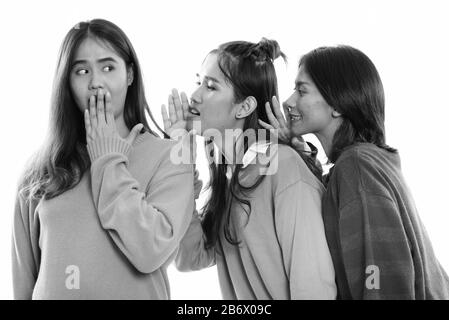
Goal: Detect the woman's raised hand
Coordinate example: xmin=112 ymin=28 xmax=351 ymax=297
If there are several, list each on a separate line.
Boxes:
xmin=161 ymin=88 xmax=190 ymax=140
xmin=84 ymin=89 xmax=143 ymax=146
xmin=161 ymin=88 xmax=198 ymax=164
xmin=258 ymin=96 xmax=291 ymax=144
xmin=258 ymin=96 xmax=312 ymax=154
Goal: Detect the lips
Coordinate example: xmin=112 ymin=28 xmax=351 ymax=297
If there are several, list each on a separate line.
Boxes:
xmin=286 ymin=106 xmax=302 ymax=121
xmin=290 ymin=114 xmax=302 ymax=121
xmin=188 ymin=106 xmax=200 ymax=116
xmin=289 ymin=110 xmax=303 ymax=121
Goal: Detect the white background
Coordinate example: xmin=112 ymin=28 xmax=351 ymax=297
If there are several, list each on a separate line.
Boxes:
xmin=0 ymin=0 xmax=448 ymax=300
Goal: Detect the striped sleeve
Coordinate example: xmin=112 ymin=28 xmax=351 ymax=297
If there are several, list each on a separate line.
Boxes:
xmin=338 ymin=192 xmax=416 ymax=299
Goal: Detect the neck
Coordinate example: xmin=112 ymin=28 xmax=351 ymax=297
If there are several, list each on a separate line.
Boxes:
xmin=314 ymin=132 xmax=333 ymax=158
xmin=314 ymin=119 xmax=342 ymax=159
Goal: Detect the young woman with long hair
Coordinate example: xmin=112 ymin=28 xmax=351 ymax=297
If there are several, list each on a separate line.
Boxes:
xmin=12 ymin=19 xmax=194 ymax=299
xmin=162 ymin=39 xmax=337 ymax=299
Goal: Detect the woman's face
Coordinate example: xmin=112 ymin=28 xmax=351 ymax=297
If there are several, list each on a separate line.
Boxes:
xmin=188 ymin=53 xmax=241 ymax=138
xmin=69 ymin=37 xmax=132 ymax=119
xmin=283 ymin=66 xmax=335 ymax=137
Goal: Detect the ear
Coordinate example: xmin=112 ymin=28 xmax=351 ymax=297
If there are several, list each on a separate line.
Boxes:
xmin=236 ymin=96 xmax=257 ymax=119
xmin=331 ymin=108 xmax=342 ymax=118
xmin=127 ymin=64 xmax=134 ymax=86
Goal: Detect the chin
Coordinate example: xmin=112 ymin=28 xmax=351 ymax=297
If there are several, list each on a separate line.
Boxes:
xmin=291 ymin=126 xmax=308 ymax=137
xmin=185 ymin=119 xmax=193 ymax=132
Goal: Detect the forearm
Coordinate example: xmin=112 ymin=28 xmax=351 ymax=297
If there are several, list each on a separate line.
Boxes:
xmin=89 ymin=137 xmax=195 ymax=274
xmin=176 ymin=209 xmax=216 ymax=272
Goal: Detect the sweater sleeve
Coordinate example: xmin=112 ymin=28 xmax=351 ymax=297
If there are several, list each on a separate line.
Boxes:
xmin=11 ymin=192 xmax=40 ymax=300
xmin=274 ymin=180 xmax=337 ymax=299
xmin=338 ymin=193 xmax=416 ymax=299
xmin=175 ymin=206 xmax=216 ymax=271
xmin=88 ymin=136 xmax=195 ymax=274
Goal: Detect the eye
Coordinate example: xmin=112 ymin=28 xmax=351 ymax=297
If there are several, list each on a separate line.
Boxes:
xmin=294 ymin=86 xmax=306 ymax=97
xmin=206 ymin=81 xmax=216 ymax=91
xmin=103 ymin=65 xmax=114 ymax=72
xmin=75 ymin=68 xmax=88 ymax=75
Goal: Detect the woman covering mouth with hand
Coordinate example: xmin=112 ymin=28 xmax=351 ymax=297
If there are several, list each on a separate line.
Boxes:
xmin=263 ymin=45 xmax=449 ymax=299
xmin=162 ymin=38 xmax=337 ymax=300
xmin=12 ymin=19 xmax=194 ymax=300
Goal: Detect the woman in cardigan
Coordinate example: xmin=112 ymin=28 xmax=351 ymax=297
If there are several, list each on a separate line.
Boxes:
xmin=261 ymin=45 xmax=449 ymax=299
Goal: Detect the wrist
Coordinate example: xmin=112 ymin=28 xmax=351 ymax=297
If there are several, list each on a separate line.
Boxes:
xmin=87 ymin=136 xmax=132 ymax=161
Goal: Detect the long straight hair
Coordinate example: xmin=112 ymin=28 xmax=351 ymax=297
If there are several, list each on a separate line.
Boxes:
xmin=20 ymin=19 xmax=164 ymax=201
xmin=201 ymin=39 xmax=321 ymax=249
xmin=299 ymin=45 xmax=396 ymax=163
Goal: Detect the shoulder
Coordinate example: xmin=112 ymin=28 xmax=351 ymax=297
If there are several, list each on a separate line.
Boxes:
xmin=134 ymin=131 xmax=177 ymax=154
xmin=333 ymin=143 xmax=397 ymax=178
xmin=329 ymin=143 xmax=400 ymax=202
xmin=131 ymin=132 xmax=194 ymax=175
xmin=263 ymin=143 xmax=324 ymax=193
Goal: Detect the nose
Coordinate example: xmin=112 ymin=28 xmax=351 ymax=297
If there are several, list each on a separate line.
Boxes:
xmin=88 ymin=70 xmax=104 ymax=91
xmin=283 ymin=93 xmax=296 ymax=112
xmin=190 ymin=87 xmax=202 ymax=106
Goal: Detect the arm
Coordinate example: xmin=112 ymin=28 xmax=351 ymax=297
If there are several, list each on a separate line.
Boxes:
xmin=275 ymin=180 xmax=337 ymax=299
xmin=338 ymin=193 xmax=415 ymax=299
xmin=11 ymin=192 xmax=40 ymax=299
xmin=175 ymin=208 xmax=216 ymax=272
xmin=175 ymin=170 xmax=215 ymax=271
xmin=89 ymin=137 xmax=195 ymax=274
xmin=160 ymin=88 xmax=215 ymax=271
xmin=85 ymin=89 xmax=194 ymax=274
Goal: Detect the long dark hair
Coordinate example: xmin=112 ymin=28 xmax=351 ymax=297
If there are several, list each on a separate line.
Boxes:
xmin=201 ymin=39 xmax=320 ymax=249
xmin=20 ymin=19 xmax=164 ymax=201
xmin=299 ymin=45 xmax=396 ymax=163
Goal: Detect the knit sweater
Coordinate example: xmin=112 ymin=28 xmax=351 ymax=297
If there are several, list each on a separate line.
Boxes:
xmin=322 ymin=142 xmax=449 ymax=299
xmin=12 ymin=132 xmax=194 ymax=299
xmin=176 ymin=144 xmax=337 ymax=299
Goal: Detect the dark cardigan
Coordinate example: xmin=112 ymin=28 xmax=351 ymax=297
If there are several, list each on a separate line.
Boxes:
xmin=322 ymin=143 xmax=449 ymax=299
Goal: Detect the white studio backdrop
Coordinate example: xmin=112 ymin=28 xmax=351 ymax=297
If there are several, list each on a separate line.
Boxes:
xmin=0 ymin=0 xmax=448 ymax=300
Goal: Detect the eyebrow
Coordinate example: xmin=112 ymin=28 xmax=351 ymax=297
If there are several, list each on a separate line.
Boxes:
xmin=196 ymin=73 xmax=221 ymax=84
xmin=72 ymin=57 xmax=119 ymax=67
xmin=295 ymin=80 xmax=310 ymax=88
xmin=295 ymin=81 xmax=310 ymax=87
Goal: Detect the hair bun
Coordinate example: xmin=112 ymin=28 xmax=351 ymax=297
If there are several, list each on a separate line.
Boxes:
xmin=256 ymin=38 xmax=284 ymax=61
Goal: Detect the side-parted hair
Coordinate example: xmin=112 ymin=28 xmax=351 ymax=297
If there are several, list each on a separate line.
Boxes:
xmin=20 ymin=19 xmax=164 ymax=201
xmin=299 ymin=45 xmax=396 ymax=163
xmin=202 ymin=39 xmax=321 ymax=249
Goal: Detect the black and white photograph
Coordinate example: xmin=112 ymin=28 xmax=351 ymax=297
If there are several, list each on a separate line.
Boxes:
xmin=0 ymin=0 xmax=448 ymax=303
